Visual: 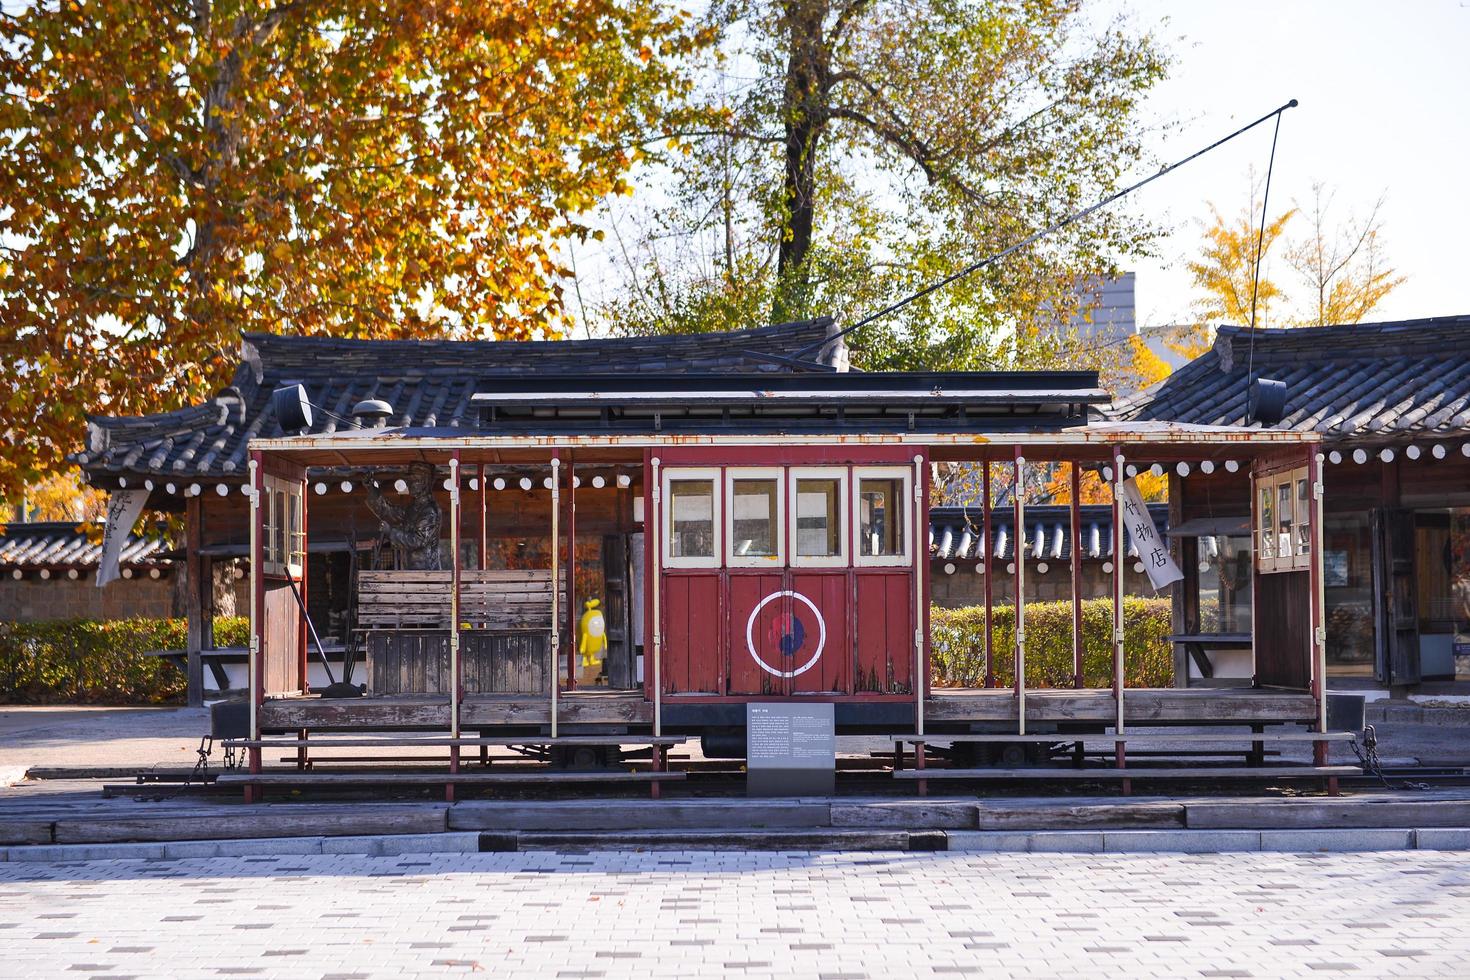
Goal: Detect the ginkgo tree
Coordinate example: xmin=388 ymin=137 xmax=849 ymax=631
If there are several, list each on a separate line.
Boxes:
xmin=0 ymin=0 xmax=710 ymax=497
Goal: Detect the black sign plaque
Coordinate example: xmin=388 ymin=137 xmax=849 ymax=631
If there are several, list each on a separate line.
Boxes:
xmin=746 ymin=702 xmax=836 ymax=796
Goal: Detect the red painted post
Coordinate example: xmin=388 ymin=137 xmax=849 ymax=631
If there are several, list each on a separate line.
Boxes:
xmin=448 ymin=452 xmax=463 ymax=803
xmin=247 ymin=451 xmax=265 ymax=803
xmin=1070 ymin=462 xmax=1084 ymax=689
xmin=982 ymin=462 xmax=995 ymax=688
xmin=478 ymin=462 xmax=487 ymax=571
xmin=567 ymin=452 xmax=577 ymax=692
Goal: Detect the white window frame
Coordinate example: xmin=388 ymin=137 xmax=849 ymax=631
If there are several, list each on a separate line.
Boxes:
xmin=788 ymin=466 xmax=848 ymax=568
xmin=1254 ymin=465 xmax=1309 ymax=574
xmin=852 ymin=466 xmax=912 ymax=567
xmin=725 ymin=467 xmax=785 ymax=568
xmin=261 ymin=474 xmax=304 ymax=579
xmin=662 ymin=467 xmax=722 ymax=569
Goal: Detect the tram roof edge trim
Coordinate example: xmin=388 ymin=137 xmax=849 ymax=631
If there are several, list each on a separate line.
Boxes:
xmin=246 ymin=419 xmax=1320 ymax=459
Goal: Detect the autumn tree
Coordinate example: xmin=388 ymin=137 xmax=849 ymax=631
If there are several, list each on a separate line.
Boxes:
xmin=587 ymin=0 xmax=1170 ymax=374
xmin=0 ymin=0 xmax=709 ymax=497
xmin=1185 ymin=177 xmax=1404 ymax=340
xmin=1285 ymin=182 xmax=1406 ymax=327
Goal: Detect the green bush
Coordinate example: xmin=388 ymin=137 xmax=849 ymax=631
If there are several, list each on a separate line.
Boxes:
xmin=0 ymin=617 xmax=248 ymax=705
xmin=931 ymin=597 xmax=1173 ymax=689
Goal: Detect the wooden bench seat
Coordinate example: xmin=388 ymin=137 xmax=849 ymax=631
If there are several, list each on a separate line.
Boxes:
xmin=357 ymin=569 xmax=564 ymax=630
xmin=215 ymin=771 xmax=686 ymax=786
xmin=886 ymin=731 xmax=1356 ymax=744
xmin=892 ymin=765 xmax=1361 ymax=780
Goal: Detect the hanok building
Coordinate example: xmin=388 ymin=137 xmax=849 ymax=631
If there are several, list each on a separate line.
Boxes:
xmin=0 ymin=521 xmax=175 ymax=622
xmin=1122 ymin=315 xmax=1470 ymax=694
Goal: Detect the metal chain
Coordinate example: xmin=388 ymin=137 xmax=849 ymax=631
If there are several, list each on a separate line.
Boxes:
xmin=1349 ymin=725 xmax=1430 ymax=791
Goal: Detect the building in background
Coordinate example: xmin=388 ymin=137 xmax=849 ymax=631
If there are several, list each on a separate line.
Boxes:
xmin=0 ymin=521 xmax=175 ymax=622
xmin=1122 ymin=314 xmax=1470 ymax=694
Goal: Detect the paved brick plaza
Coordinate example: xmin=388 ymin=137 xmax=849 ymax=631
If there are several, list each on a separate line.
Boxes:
xmin=2 ymin=849 xmax=1466 ymax=978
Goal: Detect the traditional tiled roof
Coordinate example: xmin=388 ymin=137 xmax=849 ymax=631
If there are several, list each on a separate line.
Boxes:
xmin=1117 ymin=315 xmax=1470 ymax=442
xmin=927 ymin=503 xmax=1167 ymax=562
xmin=0 ymin=521 xmax=169 ymax=571
xmin=74 ymin=318 xmax=845 ymax=482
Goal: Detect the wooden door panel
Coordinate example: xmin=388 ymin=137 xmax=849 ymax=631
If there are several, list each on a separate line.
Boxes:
xmin=854 ymin=572 xmax=913 ymax=694
xmin=663 ymin=572 xmax=721 ymax=694
xmin=726 ymin=572 xmax=791 ymax=695
xmin=788 ymin=572 xmax=850 ymax=694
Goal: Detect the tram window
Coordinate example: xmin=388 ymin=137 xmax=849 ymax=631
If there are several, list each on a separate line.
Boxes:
xmin=858 ymin=476 xmax=906 ymax=559
xmin=731 ymin=478 xmax=778 ymax=558
xmin=796 ymin=478 xmax=841 ymax=557
xmin=668 ymin=479 xmax=716 ymax=559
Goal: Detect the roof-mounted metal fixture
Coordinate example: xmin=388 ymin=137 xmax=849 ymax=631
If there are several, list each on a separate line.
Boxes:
xmin=351 ymin=399 xmax=394 ymax=423
xmin=1248 ymin=378 xmax=1288 ymax=427
xmin=271 ymin=384 xmax=314 ymax=432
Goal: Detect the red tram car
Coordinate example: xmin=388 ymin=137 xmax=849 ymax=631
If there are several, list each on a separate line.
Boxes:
xmin=226 ymin=367 xmax=1346 ymax=797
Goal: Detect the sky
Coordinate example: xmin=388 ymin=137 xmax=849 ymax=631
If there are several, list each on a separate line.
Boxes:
xmin=1098 ymin=0 xmax=1470 ymax=328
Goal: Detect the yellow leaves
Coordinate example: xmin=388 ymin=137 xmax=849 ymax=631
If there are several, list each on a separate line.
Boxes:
xmin=270 ymin=242 xmax=291 ymax=263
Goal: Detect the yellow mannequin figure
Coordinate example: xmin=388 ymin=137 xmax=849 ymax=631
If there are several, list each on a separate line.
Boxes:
xmin=578 ymin=598 xmax=607 ymax=672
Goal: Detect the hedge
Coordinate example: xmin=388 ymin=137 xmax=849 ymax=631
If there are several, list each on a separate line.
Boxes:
xmin=931 ymin=596 xmax=1173 ymax=689
xmin=0 ymin=617 xmax=248 ymax=705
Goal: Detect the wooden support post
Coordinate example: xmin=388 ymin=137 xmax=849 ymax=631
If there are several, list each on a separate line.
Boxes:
xmin=1013 ymin=448 xmax=1026 ymax=735
xmin=567 ymin=452 xmax=577 ymax=691
xmin=246 ymin=454 xmax=263 ymax=804
xmin=650 ymin=744 xmax=664 ymax=800
xmin=915 ymin=741 xmax=927 ymax=797
xmin=913 ymin=454 xmax=926 ymax=738
xmin=1070 ymin=462 xmax=1083 ymax=689
xmin=448 ymin=454 xmax=462 ymax=802
xmin=650 ymin=455 xmax=662 ymax=737
xmin=1112 ymin=447 xmax=1126 ymax=738
xmin=982 ymin=462 xmax=995 ymax=688
xmin=296 ymin=728 xmax=308 ymax=771
xmin=478 ymin=463 xmax=487 ymax=571
xmin=184 ymin=496 xmax=206 ymax=707
xmin=549 ymin=454 xmax=561 ymax=739
xmin=1117 ymin=740 xmax=1130 ymax=796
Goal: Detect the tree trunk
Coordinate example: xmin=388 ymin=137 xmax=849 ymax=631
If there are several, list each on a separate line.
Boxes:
xmin=776 ymin=0 xmax=829 ymax=294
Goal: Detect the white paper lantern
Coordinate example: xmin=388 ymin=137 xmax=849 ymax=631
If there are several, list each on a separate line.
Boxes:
xmin=1133 ymin=561 xmax=1145 ymax=574
xmin=67 ymin=568 xmax=79 ymax=580
xmin=1200 ymin=460 xmax=1215 ymax=474
xmin=149 ymin=567 xmax=162 ymax=579
xmin=617 ymin=474 xmax=632 ymax=488
xmin=1224 ymin=460 xmax=1240 ymax=473
xmin=11 ymin=569 xmax=22 ymax=580
xmin=394 ymin=479 xmax=408 ymax=494
xmin=118 ymin=477 xmax=127 ymax=488
xmin=340 ymin=481 xmax=353 ymax=493
xmin=1406 ymin=445 xmax=1421 ymax=460
xmin=592 ymin=475 xmax=606 ymax=489
xmin=943 ymin=562 xmax=955 ymax=575
xmin=1125 ymin=465 xmax=1138 ymax=478
xmin=144 ymin=479 xmax=155 ymax=491
xmin=1328 ymin=451 xmax=1342 ymax=465
xmin=975 ymin=563 xmax=986 ymax=575
xmin=1036 ymin=562 xmax=1050 ymax=574
xmin=1176 ymin=462 xmax=1191 ymax=477
xmin=1379 ymin=448 xmax=1395 ymax=463
xmin=442 ymin=478 xmax=454 ymax=491
xmin=1006 ymin=562 xmax=1016 ymax=574
xmin=314 ymin=482 xmax=327 ymax=495
xmin=469 ymin=478 xmax=479 ymax=491
xmin=1102 ymin=561 xmax=1114 ymax=574
xmin=1353 ymin=449 xmax=1368 ymax=464
xmin=1461 ymin=443 xmax=1470 ymax=458
xmin=187 ymin=483 xmax=200 ymax=496
xmin=542 ymin=477 xmax=553 ymax=489
xmin=39 ymin=569 xmax=51 ymax=580
xmin=215 ymin=484 xmax=229 ymax=496
xmin=493 ymin=478 xmax=506 ymax=491
xmin=1101 ymin=466 xmax=1113 ymax=481
xmin=1150 ymin=463 xmax=1164 ymax=478
xmin=1433 ymin=444 xmax=1448 ymax=459
xmin=572 ymin=476 xmax=582 ymax=489
xmin=519 ymin=477 xmax=533 ymax=491
xmin=121 ymin=567 xmax=134 ymax=579
xmin=165 ymin=482 xmax=177 ymax=495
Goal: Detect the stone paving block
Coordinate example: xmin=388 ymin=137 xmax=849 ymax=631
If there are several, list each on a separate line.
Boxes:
xmin=321 ymin=832 xmax=481 ymax=856
xmin=6 ymin=842 xmax=168 ymax=862
xmin=1102 ymin=830 xmax=1261 ymax=853
xmin=943 ymin=832 xmax=1032 ymax=852
xmin=1028 ymin=832 xmax=1105 ymax=853
xmin=1259 ymin=829 xmax=1415 ymax=852
xmin=1411 ymin=828 xmax=1470 ymax=850
xmin=160 ymin=837 xmax=326 ymax=859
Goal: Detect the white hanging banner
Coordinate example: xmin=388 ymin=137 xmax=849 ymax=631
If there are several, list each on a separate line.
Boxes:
xmin=1120 ymin=477 xmax=1183 ymax=590
xmin=96 ymin=489 xmax=149 ymax=588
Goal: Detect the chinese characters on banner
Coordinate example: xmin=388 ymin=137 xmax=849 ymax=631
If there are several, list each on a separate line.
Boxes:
xmin=96 ymin=489 xmax=149 ymax=588
xmin=1120 ymin=477 xmax=1183 ymax=590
